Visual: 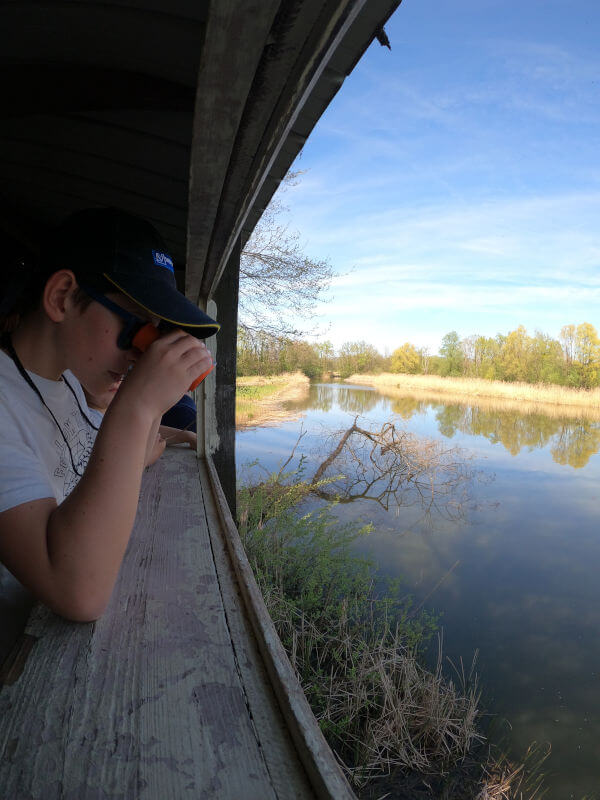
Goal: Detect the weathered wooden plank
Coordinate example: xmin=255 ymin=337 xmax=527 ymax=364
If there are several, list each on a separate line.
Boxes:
xmin=206 ymin=241 xmax=240 ymax=516
xmin=197 ymin=0 xmax=401 ymax=299
xmin=197 ymin=458 xmax=317 ymax=799
xmin=0 ymin=450 xmax=276 ymax=799
xmin=204 ymin=456 xmax=357 ymax=800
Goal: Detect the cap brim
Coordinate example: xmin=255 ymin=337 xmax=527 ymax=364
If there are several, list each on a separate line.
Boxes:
xmin=104 ymin=274 xmax=220 ymax=339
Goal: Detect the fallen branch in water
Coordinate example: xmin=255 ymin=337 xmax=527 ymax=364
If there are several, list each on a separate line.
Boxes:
xmin=310 ymin=417 xmax=483 ymax=522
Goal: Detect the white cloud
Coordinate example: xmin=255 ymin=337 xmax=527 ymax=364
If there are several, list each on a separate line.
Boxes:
xmin=274 ymin=9 xmax=600 ymax=356
xmin=287 ymin=190 xmax=600 ymax=280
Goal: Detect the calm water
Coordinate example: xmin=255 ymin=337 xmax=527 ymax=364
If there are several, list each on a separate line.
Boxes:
xmin=236 ymin=383 xmax=600 ymax=799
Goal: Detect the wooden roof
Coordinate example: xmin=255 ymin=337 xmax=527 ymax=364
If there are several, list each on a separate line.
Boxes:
xmin=1 ymin=0 xmax=400 ymax=303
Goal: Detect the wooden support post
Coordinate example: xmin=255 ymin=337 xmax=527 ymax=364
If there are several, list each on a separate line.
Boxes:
xmin=201 ymin=239 xmax=240 ymax=519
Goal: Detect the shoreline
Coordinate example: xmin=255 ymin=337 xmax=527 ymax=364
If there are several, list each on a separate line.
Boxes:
xmin=345 ymin=372 xmax=600 ymax=420
xmin=236 ymin=372 xmax=309 ymax=428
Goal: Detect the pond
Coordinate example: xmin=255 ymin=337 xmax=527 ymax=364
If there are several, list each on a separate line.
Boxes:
xmin=236 ymin=381 xmax=600 ymax=800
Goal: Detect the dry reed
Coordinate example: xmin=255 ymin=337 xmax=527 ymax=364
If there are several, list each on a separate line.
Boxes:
xmin=347 ymin=373 xmax=600 ymax=420
xmin=264 ymin=588 xmax=483 ymax=787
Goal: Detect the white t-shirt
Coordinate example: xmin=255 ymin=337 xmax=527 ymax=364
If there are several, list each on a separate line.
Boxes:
xmin=0 ymin=349 xmax=99 ymax=513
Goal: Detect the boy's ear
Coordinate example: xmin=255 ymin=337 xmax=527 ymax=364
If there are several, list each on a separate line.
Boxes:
xmin=42 ymin=270 xmax=78 ymax=322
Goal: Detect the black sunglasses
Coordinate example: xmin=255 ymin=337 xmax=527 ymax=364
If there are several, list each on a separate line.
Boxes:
xmin=80 ymin=284 xmax=164 ymax=350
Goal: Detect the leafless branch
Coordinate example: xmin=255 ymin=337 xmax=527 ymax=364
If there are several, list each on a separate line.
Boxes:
xmin=309 ymin=419 xmax=479 ymax=522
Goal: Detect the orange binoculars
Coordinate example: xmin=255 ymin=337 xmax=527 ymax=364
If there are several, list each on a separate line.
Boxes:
xmin=132 ymin=323 xmax=215 ymax=391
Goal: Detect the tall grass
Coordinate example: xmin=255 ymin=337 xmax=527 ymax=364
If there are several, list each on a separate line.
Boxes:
xmin=236 ymin=372 xmax=309 ymax=425
xmin=236 ymin=382 xmax=281 ymax=423
xmin=237 ymin=469 xmax=547 ymax=796
xmin=347 ymin=373 xmax=600 ymax=419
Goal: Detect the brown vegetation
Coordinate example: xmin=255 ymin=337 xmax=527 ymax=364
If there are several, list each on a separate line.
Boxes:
xmin=236 ymin=371 xmax=309 ymax=428
xmin=347 ymin=372 xmax=600 ymax=418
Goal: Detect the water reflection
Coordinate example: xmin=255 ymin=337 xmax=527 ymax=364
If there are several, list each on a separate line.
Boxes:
xmin=309 ymin=418 xmax=481 ymax=523
xmin=390 ymin=395 xmax=425 ymax=420
xmin=432 ymin=404 xmax=600 ymax=468
xmin=237 ymin=381 xmax=600 ymax=800
xmin=300 ymin=383 xmax=382 ymax=414
xmin=288 ymin=383 xmax=600 ymax=468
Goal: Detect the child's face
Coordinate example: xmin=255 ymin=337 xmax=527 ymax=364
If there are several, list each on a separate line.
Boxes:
xmin=66 ymin=290 xmax=157 ymax=402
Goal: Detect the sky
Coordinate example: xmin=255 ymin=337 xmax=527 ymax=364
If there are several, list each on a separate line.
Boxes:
xmin=278 ymin=0 xmax=600 ymax=355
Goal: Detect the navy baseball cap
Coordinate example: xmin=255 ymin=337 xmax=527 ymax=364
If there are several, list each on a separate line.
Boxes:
xmin=45 ymin=207 xmax=220 ymax=339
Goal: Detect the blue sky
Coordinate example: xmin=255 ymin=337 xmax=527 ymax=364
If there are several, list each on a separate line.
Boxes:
xmin=281 ymin=0 xmax=600 ymax=355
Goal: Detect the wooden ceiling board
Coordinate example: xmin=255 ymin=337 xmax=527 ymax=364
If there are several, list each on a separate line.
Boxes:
xmin=185 ymin=0 xmax=282 ymax=303
xmin=0 ymin=0 xmax=207 ymax=261
xmin=192 ymin=0 xmax=347 ymax=299
xmin=1 ymin=4 xmax=205 ymax=87
xmin=0 ymin=116 xmax=191 ymax=180
xmin=1 ymin=0 xmax=400 ymax=305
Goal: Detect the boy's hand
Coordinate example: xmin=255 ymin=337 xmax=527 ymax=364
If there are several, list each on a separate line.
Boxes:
xmin=118 ymin=330 xmax=212 ymax=420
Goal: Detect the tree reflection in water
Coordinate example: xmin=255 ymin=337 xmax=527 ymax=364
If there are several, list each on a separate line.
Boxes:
xmin=309 ymin=417 xmax=487 ymax=525
xmin=314 ymin=385 xmax=381 ymax=414
xmin=371 ymin=387 xmax=600 ymax=469
xmin=288 ymin=383 xmax=600 ymax=470
xmin=431 ymin=404 xmax=600 ymax=468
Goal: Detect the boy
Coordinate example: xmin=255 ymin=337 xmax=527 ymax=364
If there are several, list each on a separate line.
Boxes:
xmin=0 ymin=208 xmax=218 ymax=624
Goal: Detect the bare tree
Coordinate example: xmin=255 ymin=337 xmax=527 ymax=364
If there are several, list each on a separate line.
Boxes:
xmin=310 ymin=417 xmax=480 ymax=523
xmin=239 ymin=172 xmax=334 ymax=337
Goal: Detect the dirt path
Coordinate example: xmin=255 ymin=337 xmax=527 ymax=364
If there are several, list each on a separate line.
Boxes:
xmin=236 ymin=373 xmax=310 ymax=428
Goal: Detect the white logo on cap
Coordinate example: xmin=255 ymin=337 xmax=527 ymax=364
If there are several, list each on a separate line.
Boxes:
xmin=152 ymin=250 xmax=174 ymax=272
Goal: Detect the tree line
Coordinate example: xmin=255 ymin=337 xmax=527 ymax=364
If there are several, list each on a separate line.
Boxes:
xmin=392 ymin=323 xmax=600 ymax=388
xmin=237 ymin=323 xmax=600 ymax=389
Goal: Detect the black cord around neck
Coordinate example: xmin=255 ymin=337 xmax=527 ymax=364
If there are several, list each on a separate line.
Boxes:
xmin=2 ymin=333 xmax=99 ymax=477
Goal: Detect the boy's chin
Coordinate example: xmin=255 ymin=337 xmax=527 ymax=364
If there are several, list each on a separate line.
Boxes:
xmin=106 ymin=382 xmax=122 ymax=397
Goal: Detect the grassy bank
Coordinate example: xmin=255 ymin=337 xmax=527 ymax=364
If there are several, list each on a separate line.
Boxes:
xmin=236 ymin=371 xmax=309 ymax=427
xmin=237 ymin=469 xmax=546 ymax=797
xmin=347 ymin=372 xmax=600 ymax=418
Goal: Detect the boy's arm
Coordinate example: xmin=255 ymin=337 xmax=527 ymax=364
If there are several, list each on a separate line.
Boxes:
xmin=0 ymin=331 xmax=211 ymax=621
xmin=0 ymin=400 xmax=151 ymax=620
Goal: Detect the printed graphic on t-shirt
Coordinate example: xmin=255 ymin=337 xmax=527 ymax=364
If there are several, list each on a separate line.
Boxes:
xmin=53 ymin=413 xmax=95 ymax=497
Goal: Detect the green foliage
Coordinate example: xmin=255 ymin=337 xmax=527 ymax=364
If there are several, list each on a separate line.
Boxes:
xmin=498 ymin=325 xmax=531 ymax=382
xmin=574 ymin=322 xmax=600 ymax=388
xmin=237 ymin=468 xmax=440 ymax=777
xmin=337 ymin=340 xmax=385 ymax=378
xmin=439 ymin=331 xmax=464 ymax=377
xmin=391 ymin=342 xmax=421 ymax=374
xmin=237 ymin=322 xmax=600 ymax=389
xmin=235 ymin=383 xmax=282 ymax=422
xmin=236 ymin=384 xmax=279 ymax=401
xmin=237 ymin=467 xmax=541 ymax=794
xmin=237 ymin=328 xmax=323 ymax=378
xmin=238 ymin=472 xmax=433 ymax=647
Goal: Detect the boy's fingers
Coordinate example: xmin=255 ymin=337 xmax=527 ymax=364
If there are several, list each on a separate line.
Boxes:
xmin=153 ymin=328 xmax=208 ymax=349
xmin=145 ymin=332 xmax=211 ymax=367
xmin=155 ymin=335 xmax=211 ymax=366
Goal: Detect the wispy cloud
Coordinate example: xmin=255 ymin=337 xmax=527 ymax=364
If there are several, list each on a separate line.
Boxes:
xmin=290 ymin=190 xmax=600 ymax=277
xmin=277 ymin=3 xmax=600 ymax=353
